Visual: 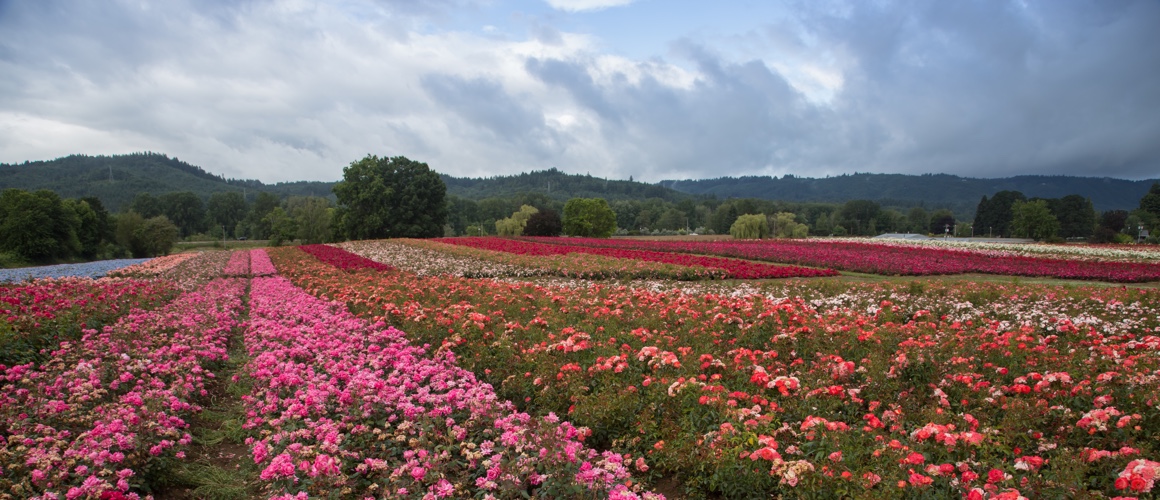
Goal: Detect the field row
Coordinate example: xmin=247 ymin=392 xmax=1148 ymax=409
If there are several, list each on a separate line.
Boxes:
xmin=521 ymin=236 xmax=1160 ymax=282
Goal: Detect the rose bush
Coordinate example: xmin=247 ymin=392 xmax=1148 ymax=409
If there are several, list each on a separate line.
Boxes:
xmin=241 ymin=271 xmax=662 ymax=499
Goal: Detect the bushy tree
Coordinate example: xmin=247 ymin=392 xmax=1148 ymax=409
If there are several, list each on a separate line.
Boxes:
xmin=207 ymin=192 xmax=247 ymax=238
xmin=286 ymin=196 xmax=334 ymax=244
xmin=263 ymin=207 xmax=298 ymax=246
xmin=906 ymin=207 xmax=930 ymax=234
xmin=138 ymin=216 xmax=179 ymax=256
xmin=1011 ymin=200 xmax=1059 ymax=241
xmin=1054 ymin=194 xmax=1095 ymax=239
xmin=117 ymin=213 xmax=179 ymax=257
xmin=975 ymin=190 xmax=1025 ymax=237
xmin=709 ymin=203 xmax=739 ymax=235
xmin=730 ymin=213 xmax=770 ymax=239
xmin=838 ymin=200 xmax=880 ymax=236
xmin=130 ymin=193 xmax=162 ymax=219
xmin=160 ymin=191 xmax=206 ymax=238
xmin=334 ymin=155 xmax=447 ymax=239
xmin=0 ymin=189 xmax=81 ymax=261
xmin=496 ymin=205 xmax=539 ymax=236
xmin=929 ymin=209 xmax=956 ymax=235
xmin=245 ymin=192 xmax=281 ymax=240
xmin=524 ymin=209 xmax=563 ymax=237
xmin=562 ymin=198 xmax=617 ymax=237
xmin=770 ymin=212 xmax=808 ymax=238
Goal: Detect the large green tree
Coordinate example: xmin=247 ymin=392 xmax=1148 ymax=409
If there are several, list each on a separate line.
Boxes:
xmin=207 ymin=192 xmax=247 ymax=238
xmin=160 ymin=191 xmax=206 ymax=237
xmin=1011 ymin=200 xmax=1060 ymax=241
xmin=334 ymin=155 xmax=448 ymax=239
xmin=1054 ymin=194 xmax=1095 ymax=239
xmin=286 ymin=196 xmax=334 ymax=244
xmin=562 ymin=198 xmax=617 ymax=237
xmin=838 ymin=200 xmax=880 ymax=236
xmin=730 ymin=213 xmax=770 ymax=239
xmin=974 ymin=190 xmax=1026 ymax=237
xmin=0 ymin=189 xmax=81 ymax=261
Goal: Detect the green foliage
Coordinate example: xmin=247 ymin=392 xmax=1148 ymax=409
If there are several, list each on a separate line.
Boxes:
xmin=130 ymin=192 xmax=163 ymax=218
xmin=906 ymin=206 xmax=930 ymax=234
xmin=244 ymin=192 xmax=281 ymax=240
xmin=838 ymin=200 xmax=881 ymax=236
xmin=116 ymin=212 xmax=179 ymax=257
xmin=562 ymin=197 xmax=617 ymax=237
xmin=159 ymin=191 xmax=206 ymax=237
xmin=1011 ymin=199 xmax=1060 ymax=241
xmin=974 ymin=190 xmax=1026 ymax=237
xmin=730 ymin=213 xmax=770 ymax=239
xmin=770 ymin=212 xmax=809 ymax=238
xmin=334 ymin=155 xmax=448 ymax=239
xmin=0 ymin=189 xmax=81 ymax=262
xmin=1140 ymin=182 xmax=1160 ymax=217
xmin=207 ymin=192 xmax=247 ymax=238
xmin=263 ymin=207 xmax=297 ymax=246
xmin=928 ymin=209 xmax=956 ymax=235
xmin=1054 ymin=194 xmax=1095 ymax=239
xmin=496 ymin=205 xmax=539 ymax=236
xmin=286 ymin=196 xmax=333 ymax=244
xmin=524 ymin=209 xmax=563 ymax=237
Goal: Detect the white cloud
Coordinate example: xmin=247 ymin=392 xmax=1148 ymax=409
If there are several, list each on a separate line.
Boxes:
xmin=543 ymin=0 xmax=636 ymax=13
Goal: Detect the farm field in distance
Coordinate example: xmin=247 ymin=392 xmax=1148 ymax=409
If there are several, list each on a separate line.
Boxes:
xmin=2 ymin=237 xmax=1159 ymax=500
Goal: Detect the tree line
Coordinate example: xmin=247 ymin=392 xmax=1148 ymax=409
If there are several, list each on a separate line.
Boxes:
xmin=8 ymin=153 xmax=1160 ymax=268
xmin=973 ymin=187 xmax=1160 ymax=242
xmin=0 ymin=187 xmax=336 ymax=266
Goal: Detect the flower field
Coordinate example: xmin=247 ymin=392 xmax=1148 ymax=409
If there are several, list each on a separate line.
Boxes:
xmin=269 ymin=244 xmax=1160 ymax=499
xmin=436 ymin=237 xmax=838 ymax=280
xmin=0 ymin=276 xmax=246 ymax=499
xmin=523 ymin=236 xmax=1160 ymax=282
xmin=4 ymin=240 xmax=1160 ymax=499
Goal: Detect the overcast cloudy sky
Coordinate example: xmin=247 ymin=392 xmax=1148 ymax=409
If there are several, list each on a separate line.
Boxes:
xmin=1 ymin=0 xmax=1157 ymax=183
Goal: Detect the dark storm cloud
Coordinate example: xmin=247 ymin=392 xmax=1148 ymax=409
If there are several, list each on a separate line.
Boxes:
xmin=524 ymin=0 xmax=1160 ymax=180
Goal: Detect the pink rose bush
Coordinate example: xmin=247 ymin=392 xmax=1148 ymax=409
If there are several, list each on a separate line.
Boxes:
xmin=241 ymin=274 xmax=662 ymax=499
xmin=0 ymin=277 xmax=246 ymax=499
xmin=1 ymin=277 xmax=179 ymax=366
xmin=251 ymin=248 xmax=277 ymax=276
xmin=223 ymin=249 xmax=252 ymax=276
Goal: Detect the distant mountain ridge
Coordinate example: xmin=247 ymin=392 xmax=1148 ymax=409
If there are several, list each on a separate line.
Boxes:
xmin=1 ymin=153 xmax=1153 ymax=214
xmin=663 ymin=173 xmax=1157 ymax=214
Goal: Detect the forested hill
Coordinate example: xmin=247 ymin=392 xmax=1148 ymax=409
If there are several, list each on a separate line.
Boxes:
xmin=0 ymin=154 xmax=691 ymax=210
xmin=3 ymin=153 xmax=1155 ymax=214
xmin=440 ymin=168 xmax=689 ymax=203
xmin=0 ymin=153 xmax=335 ymax=211
xmin=664 ymin=174 xmax=1158 ymax=213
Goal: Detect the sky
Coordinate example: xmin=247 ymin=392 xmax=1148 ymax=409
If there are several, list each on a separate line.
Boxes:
xmin=1 ymin=0 xmax=1158 ymax=184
